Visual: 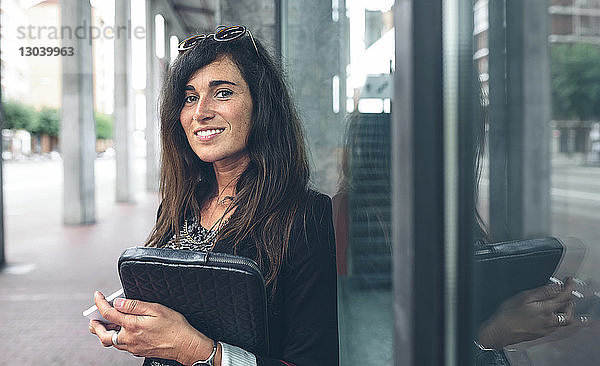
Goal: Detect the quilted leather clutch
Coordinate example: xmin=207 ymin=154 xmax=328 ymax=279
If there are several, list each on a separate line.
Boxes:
xmin=473 ymin=237 xmax=564 ymax=326
xmin=118 ymin=247 xmax=269 ymax=366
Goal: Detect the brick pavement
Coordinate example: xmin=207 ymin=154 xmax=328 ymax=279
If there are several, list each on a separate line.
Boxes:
xmin=0 ymin=159 xmax=159 ymax=365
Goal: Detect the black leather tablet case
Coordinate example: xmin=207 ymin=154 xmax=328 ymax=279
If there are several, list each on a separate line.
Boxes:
xmin=118 ymin=247 xmax=269 ymax=366
xmin=473 ymin=237 xmax=564 ymax=327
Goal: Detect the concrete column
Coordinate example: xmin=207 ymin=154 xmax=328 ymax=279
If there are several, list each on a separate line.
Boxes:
xmin=338 ymin=0 xmax=349 ymax=127
xmin=488 ymin=0 xmax=552 ymax=240
xmin=220 ymin=0 xmax=277 ymax=54
xmin=504 ymin=0 xmax=552 ymax=238
xmin=145 ymin=0 xmax=160 ymax=192
xmin=0 ymin=74 xmax=4 ymax=265
xmin=164 ymin=19 xmax=173 ymax=65
xmin=114 ymin=0 xmax=136 ymax=202
xmin=60 ymin=0 xmax=96 ymax=225
xmin=281 ymin=0 xmax=343 ymax=195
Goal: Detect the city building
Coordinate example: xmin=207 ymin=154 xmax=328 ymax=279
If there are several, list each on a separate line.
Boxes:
xmin=474 ymin=0 xmax=600 ymax=156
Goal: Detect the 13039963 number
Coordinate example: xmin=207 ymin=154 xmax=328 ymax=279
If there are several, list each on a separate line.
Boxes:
xmin=19 ymin=47 xmax=74 ymax=56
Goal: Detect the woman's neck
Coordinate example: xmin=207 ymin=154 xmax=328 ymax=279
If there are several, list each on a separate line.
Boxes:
xmin=212 ymin=154 xmax=250 ymax=197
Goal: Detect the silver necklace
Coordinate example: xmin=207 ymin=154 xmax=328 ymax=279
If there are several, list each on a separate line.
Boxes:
xmin=182 ymin=197 xmax=233 ymax=250
xmin=182 ymin=217 xmax=229 ymax=251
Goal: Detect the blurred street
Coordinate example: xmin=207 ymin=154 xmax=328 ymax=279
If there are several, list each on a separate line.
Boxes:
xmin=551 ymin=159 xmax=600 ymax=280
xmin=1 ymin=158 xmax=158 ymax=365
xmin=479 ymin=156 xmax=600 ymax=281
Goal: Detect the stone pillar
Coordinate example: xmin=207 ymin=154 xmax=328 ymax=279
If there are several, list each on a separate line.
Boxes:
xmin=146 ymin=0 xmax=160 ymax=192
xmin=0 ymin=72 xmax=4 ymax=265
xmin=114 ymin=0 xmax=136 ymax=202
xmin=219 ymin=0 xmax=277 ymax=54
xmin=504 ymin=0 xmax=551 ymax=238
xmin=282 ymin=0 xmax=343 ymax=195
xmin=164 ymin=19 xmax=173 ymax=66
xmin=61 ymin=0 xmax=96 ymax=225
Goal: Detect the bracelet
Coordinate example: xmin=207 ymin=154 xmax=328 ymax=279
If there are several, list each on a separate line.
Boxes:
xmin=191 ymin=339 xmax=218 ymax=366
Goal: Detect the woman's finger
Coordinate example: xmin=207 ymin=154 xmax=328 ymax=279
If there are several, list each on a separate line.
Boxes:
xmin=563 ymin=301 xmax=575 ymax=325
xmin=89 ymin=320 xmax=97 ymax=335
xmin=538 ymin=280 xmax=575 ymax=313
xmin=89 ymin=320 xmax=119 ymax=348
xmin=523 ymin=283 xmax=562 ymax=302
xmin=89 ymin=319 xmax=120 ymax=335
xmin=105 ymin=323 xmax=122 ymax=332
xmin=113 ymin=297 xmax=161 ymax=317
xmin=555 ymin=278 xmax=576 ymax=303
xmin=546 ymin=302 xmax=574 ymax=329
xmin=541 ymin=289 xmax=575 ymax=313
xmin=95 ymin=291 xmax=127 ymax=327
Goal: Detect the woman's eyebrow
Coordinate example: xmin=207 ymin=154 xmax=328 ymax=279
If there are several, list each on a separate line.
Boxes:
xmin=184 ymin=80 xmax=238 ymax=91
xmin=208 ymin=80 xmax=237 ymax=87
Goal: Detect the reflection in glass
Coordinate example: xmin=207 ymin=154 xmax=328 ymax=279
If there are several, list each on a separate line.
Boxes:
xmin=471 ymin=1 xmax=600 ymax=365
xmin=333 ymin=1 xmax=394 ymax=364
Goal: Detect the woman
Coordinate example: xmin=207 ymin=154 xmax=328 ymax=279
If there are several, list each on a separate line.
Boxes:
xmin=89 ymin=26 xmax=339 ymax=366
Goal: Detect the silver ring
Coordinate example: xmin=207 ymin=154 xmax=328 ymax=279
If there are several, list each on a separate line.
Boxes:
xmin=556 ymin=313 xmax=567 ymax=327
xmin=111 ymin=330 xmax=120 ymax=346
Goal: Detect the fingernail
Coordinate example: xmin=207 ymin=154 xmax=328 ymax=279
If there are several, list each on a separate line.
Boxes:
xmin=113 ymin=297 xmax=125 ymax=309
xmin=550 ymin=277 xmax=564 ymax=286
xmin=550 ymin=284 xmax=561 ymax=293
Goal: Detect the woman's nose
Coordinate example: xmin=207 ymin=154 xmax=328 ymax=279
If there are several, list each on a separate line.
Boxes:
xmin=192 ymin=97 xmax=215 ymax=121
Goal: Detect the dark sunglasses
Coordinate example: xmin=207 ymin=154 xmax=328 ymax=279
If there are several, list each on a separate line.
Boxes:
xmin=177 ymin=25 xmax=259 ymax=56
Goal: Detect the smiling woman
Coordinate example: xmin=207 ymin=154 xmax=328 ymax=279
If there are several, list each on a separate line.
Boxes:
xmin=89 ymin=26 xmax=339 ymax=366
xmin=179 ymin=57 xmax=253 ymax=166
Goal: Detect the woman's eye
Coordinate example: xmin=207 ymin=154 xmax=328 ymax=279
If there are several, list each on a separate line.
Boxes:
xmin=184 ymin=95 xmax=198 ymax=104
xmin=215 ymin=90 xmax=233 ymax=99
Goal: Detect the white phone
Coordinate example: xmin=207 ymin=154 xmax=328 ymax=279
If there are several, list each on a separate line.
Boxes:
xmin=82 ymin=288 xmax=125 ymax=323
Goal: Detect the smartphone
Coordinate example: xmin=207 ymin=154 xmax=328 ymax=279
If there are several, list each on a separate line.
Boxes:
xmin=82 ymin=288 xmax=124 ymax=323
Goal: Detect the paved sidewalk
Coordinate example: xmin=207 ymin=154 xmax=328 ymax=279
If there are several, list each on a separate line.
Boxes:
xmin=0 ymin=158 xmax=159 ymax=365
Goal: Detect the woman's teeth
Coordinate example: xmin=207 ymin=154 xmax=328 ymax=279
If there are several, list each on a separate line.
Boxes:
xmin=195 ymin=128 xmax=225 ymax=137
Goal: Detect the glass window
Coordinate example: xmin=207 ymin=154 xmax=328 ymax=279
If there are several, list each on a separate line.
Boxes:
xmin=469 ymin=1 xmax=600 ymax=364
xmin=282 ymin=0 xmax=394 ymax=363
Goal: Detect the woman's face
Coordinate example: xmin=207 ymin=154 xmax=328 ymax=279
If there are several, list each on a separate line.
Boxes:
xmin=179 ymin=56 xmax=253 ymax=166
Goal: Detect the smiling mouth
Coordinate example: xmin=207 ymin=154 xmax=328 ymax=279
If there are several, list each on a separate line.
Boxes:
xmin=194 ymin=128 xmax=225 ymax=139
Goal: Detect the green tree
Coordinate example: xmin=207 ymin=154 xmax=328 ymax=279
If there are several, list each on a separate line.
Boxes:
xmin=2 ymin=101 xmax=36 ymax=131
xmin=551 ymin=43 xmax=600 ymax=120
xmin=95 ymin=112 xmax=113 ymax=140
xmin=33 ymin=107 xmax=60 ymax=136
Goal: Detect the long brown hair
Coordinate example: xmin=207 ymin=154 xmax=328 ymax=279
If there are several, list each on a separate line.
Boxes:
xmin=145 ymin=31 xmax=310 ymax=291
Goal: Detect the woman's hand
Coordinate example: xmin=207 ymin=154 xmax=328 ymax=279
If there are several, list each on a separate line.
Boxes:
xmin=477 ymin=278 xmax=576 ymax=350
xmin=89 ymin=291 xmax=221 ymax=365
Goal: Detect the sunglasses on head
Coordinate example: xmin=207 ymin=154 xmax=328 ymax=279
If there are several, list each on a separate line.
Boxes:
xmin=177 ymin=25 xmax=259 ymax=56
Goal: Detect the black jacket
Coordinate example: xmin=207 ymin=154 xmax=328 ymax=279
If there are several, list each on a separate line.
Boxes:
xmin=156 ymin=190 xmax=339 ymax=366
